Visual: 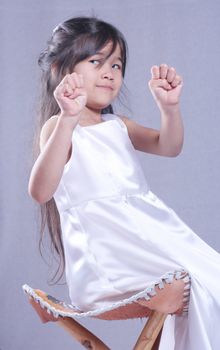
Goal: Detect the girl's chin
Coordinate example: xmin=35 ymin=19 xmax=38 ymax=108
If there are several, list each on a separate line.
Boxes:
xmin=86 ymin=103 xmax=112 ymax=111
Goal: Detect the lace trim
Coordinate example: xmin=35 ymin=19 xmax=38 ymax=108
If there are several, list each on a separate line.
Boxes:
xmin=22 ymin=268 xmax=191 ymax=319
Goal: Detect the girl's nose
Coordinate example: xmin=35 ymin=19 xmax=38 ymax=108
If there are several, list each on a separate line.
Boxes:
xmin=101 ymin=65 xmax=114 ymax=80
xmin=103 ymin=72 xmax=114 ymax=80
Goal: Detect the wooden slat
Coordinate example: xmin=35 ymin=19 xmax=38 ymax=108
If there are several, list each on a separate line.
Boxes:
xmin=133 ymin=310 xmax=167 ymax=350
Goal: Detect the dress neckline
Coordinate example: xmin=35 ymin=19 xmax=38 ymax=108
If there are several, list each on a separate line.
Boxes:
xmin=77 ymin=114 xmax=115 ymax=129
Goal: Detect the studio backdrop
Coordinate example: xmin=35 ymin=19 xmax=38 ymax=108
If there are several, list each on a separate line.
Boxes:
xmin=1 ymin=0 xmax=220 ymax=349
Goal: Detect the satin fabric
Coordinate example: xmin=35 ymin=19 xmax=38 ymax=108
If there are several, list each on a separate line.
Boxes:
xmin=53 ymin=114 xmax=220 ymax=349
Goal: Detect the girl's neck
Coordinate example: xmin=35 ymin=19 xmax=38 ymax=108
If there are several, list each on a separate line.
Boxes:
xmin=79 ymin=106 xmax=105 ymax=123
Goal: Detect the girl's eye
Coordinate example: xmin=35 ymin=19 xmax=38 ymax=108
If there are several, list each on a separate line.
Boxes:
xmin=89 ymin=59 xmax=122 ymax=70
xmin=112 ymin=63 xmax=122 ymax=70
xmin=89 ymin=59 xmax=100 ymax=65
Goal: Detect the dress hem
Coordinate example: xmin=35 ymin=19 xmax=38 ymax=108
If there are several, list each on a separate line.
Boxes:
xmin=22 ymin=268 xmax=191 ymax=319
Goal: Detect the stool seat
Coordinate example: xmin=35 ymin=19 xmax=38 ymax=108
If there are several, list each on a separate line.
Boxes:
xmin=23 ymin=285 xmax=166 ymax=349
xmin=22 ymin=270 xmax=191 ymax=349
xmin=23 ymin=284 xmax=153 ymax=321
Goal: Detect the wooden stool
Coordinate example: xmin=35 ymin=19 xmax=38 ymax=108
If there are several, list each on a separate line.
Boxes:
xmin=22 ymin=271 xmax=191 ymax=349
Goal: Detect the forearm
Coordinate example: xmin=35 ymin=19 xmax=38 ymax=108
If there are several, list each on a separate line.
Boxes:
xmin=158 ymin=104 xmax=184 ymax=157
xmin=28 ymin=116 xmax=78 ymax=203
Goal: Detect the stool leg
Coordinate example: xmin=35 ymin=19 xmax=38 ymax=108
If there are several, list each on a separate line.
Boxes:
xmin=29 ymin=295 xmax=110 ymax=350
xmin=133 ymin=310 xmax=167 ymax=350
xmin=152 ymin=327 xmax=163 ymax=350
xmin=57 ymin=317 xmax=110 ymax=350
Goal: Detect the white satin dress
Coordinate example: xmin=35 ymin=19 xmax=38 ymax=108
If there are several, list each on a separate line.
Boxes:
xmin=53 ymin=113 xmax=220 ymax=350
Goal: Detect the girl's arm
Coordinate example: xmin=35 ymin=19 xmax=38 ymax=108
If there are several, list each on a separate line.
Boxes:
xmin=28 ymin=116 xmax=78 ymax=204
xmin=120 ymin=64 xmax=184 ymax=157
xmin=157 ymin=104 xmax=183 ymax=156
xmin=29 ymin=72 xmax=87 ymax=204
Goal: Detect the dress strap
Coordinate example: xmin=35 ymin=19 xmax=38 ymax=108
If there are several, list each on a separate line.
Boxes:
xmin=114 ymin=114 xmax=129 ymax=132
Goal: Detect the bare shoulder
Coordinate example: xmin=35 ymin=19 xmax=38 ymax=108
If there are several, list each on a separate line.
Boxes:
xmin=40 ymin=115 xmax=59 ymax=151
xmin=116 ymin=114 xmax=141 ymax=129
xmin=116 ymin=114 xmax=130 ymax=124
xmin=115 ymin=113 xmax=141 ymax=140
xmin=116 ymin=114 xmax=135 ymax=131
xmin=115 ymin=114 xmax=145 ymax=134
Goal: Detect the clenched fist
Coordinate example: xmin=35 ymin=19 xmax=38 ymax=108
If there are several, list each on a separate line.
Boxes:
xmin=54 ymin=72 xmax=87 ymax=117
xmin=148 ymin=64 xmax=183 ymax=111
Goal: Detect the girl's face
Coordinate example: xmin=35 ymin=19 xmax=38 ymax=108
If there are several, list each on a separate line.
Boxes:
xmin=74 ymin=41 xmax=123 ymax=112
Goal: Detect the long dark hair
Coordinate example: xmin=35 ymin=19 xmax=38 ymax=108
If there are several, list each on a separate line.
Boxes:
xmin=32 ymin=16 xmax=128 ymax=284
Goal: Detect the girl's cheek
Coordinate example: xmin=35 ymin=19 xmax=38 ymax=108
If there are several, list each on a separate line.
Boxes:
xmin=117 ymin=78 xmax=123 ymax=89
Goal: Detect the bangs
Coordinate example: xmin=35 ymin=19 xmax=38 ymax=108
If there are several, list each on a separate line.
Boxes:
xmin=73 ymin=32 xmax=126 ymax=75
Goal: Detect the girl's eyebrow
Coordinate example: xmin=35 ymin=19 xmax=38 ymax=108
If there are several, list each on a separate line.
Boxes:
xmin=93 ymin=52 xmax=122 ymax=62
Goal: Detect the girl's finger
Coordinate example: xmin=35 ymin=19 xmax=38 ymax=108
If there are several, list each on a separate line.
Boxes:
xmin=171 ymin=75 xmax=182 ymax=88
xmin=54 ymin=82 xmax=74 ymax=98
xmin=60 ymin=73 xmax=71 ymax=85
xmin=57 ymin=83 xmax=68 ymax=95
xmin=54 ymin=83 xmax=65 ymax=98
xmin=149 ymin=78 xmax=172 ymax=91
xmin=151 ymin=65 xmax=160 ymax=79
xmin=159 ymin=64 xmax=168 ymax=79
xmin=166 ymin=67 xmax=176 ymax=84
xmin=70 ymin=72 xmax=82 ymax=88
xmin=59 ymin=73 xmax=78 ymax=90
xmin=63 ymin=74 xmax=75 ymax=89
xmin=64 ymin=83 xmax=75 ymax=96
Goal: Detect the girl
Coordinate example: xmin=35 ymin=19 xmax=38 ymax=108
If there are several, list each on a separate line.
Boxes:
xmin=27 ymin=16 xmax=220 ymax=349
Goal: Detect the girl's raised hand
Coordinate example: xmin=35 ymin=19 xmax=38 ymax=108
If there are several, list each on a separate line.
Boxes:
xmin=148 ymin=64 xmax=183 ymax=111
xmin=54 ymin=72 xmax=87 ymax=117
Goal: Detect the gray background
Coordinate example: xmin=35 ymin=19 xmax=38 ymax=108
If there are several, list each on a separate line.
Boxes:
xmin=1 ymin=0 xmax=220 ymax=349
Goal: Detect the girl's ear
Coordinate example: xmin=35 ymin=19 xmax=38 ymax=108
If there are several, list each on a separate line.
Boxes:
xmin=51 ymin=63 xmax=58 ymax=78
xmin=51 ymin=63 xmax=64 ymax=84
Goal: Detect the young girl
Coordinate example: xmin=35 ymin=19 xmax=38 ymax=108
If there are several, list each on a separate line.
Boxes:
xmin=27 ymin=16 xmax=220 ymax=349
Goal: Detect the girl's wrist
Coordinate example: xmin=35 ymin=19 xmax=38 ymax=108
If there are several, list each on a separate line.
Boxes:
xmin=159 ymin=103 xmax=181 ymax=116
xmin=59 ymin=110 xmax=81 ymax=119
xmin=57 ymin=113 xmax=80 ymax=129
